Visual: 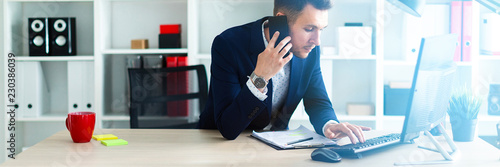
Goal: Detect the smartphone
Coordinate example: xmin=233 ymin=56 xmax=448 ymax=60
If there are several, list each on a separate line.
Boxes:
xmin=268 ymin=16 xmax=291 ymax=57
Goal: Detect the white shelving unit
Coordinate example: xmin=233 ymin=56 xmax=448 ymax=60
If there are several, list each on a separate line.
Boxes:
xmin=2 ymin=0 xmax=500 ymax=163
xmin=291 ymin=0 xmax=500 ymax=132
xmin=380 ymin=0 xmax=500 ymax=133
xmin=2 ymin=0 xmax=96 ymax=163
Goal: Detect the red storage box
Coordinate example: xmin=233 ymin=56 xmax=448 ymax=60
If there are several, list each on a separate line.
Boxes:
xmin=160 ymin=24 xmax=181 ymax=34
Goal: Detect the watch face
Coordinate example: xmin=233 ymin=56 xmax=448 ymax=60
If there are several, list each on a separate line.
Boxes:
xmin=254 ymin=78 xmax=266 ymax=88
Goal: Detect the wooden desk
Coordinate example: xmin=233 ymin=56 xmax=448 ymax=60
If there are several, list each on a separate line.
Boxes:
xmin=1 ymin=129 xmax=499 ymax=166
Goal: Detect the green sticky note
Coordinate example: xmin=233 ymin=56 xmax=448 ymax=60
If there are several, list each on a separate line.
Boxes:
xmin=101 ymin=139 xmax=128 ymax=146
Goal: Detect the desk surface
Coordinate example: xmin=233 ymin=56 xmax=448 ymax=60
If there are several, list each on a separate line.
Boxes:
xmin=1 ymin=129 xmax=499 ymax=166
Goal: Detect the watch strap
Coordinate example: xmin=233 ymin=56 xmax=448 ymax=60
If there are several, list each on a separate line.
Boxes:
xmin=250 ymin=72 xmax=267 ymax=89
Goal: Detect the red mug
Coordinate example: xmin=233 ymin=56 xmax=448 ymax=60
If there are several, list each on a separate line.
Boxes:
xmin=66 ymin=112 xmax=95 ymax=143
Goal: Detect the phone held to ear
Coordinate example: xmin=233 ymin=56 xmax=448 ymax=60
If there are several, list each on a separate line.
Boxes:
xmin=268 ymin=16 xmax=291 ymax=58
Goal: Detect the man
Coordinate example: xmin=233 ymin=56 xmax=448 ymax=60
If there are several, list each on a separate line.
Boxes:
xmin=198 ymin=0 xmax=371 ymax=144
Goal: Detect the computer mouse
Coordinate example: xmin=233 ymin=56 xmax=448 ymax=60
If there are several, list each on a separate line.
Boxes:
xmin=311 ymin=148 xmax=342 ymax=163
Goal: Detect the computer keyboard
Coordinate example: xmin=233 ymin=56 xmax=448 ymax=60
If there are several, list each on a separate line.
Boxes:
xmin=327 ymin=133 xmax=401 ymax=158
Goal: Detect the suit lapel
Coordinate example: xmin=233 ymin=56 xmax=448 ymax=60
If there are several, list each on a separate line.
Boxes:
xmin=284 ymin=56 xmax=304 ymax=109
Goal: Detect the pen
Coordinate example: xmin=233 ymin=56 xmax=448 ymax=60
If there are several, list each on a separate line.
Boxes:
xmin=286 ymin=137 xmax=313 ymax=145
xmin=293 ymin=143 xmax=325 ymax=148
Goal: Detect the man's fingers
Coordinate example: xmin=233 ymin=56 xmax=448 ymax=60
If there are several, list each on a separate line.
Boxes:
xmin=279 ymin=42 xmax=293 ymax=58
xmin=281 ymin=43 xmax=293 ymax=65
xmin=325 ymin=127 xmax=335 ymax=139
xmin=332 ymin=132 xmax=344 ymax=139
xmin=326 ymin=123 xmax=372 ymax=144
xmin=360 ymin=126 xmax=372 ymax=131
xmin=268 ymin=31 xmax=280 ymax=48
xmin=283 ymin=52 xmax=293 ymax=64
xmin=339 ymin=124 xmax=357 ymax=144
xmin=347 ymin=124 xmax=365 ymax=143
xmin=273 ymin=36 xmax=291 ymax=55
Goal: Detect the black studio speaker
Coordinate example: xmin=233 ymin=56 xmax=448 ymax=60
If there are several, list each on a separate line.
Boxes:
xmin=48 ymin=17 xmax=77 ymax=56
xmin=489 ymin=84 xmax=500 ymax=115
xmin=28 ymin=18 xmax=49 ymax=56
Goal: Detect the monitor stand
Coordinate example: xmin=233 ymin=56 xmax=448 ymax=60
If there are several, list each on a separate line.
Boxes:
xmin=394 ymin=124 xmax=459 ymax=166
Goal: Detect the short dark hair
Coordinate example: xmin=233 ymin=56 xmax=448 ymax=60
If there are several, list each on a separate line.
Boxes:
xmin=274 ymin=0 xmax=332 ymax=24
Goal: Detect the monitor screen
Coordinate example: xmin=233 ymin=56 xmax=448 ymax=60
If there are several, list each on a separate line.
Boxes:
xmin=400 ymin=34 xmax=459 ymax=143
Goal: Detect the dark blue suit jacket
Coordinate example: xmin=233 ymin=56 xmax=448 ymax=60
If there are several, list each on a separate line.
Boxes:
xmin=198 ymin=17 xmax=338 ymax=140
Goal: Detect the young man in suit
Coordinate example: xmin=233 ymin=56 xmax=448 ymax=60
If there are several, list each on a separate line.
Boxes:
xmin=198 ymin=0 xmax=371 ymax=143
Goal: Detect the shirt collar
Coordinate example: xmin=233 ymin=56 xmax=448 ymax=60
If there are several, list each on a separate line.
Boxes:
xmin=261 ymin=20 xmax=269 ymax=48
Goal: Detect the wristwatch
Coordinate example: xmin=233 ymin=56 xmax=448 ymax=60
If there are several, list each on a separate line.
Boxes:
xmin=250 ymin=72 xmax=268 ymax=89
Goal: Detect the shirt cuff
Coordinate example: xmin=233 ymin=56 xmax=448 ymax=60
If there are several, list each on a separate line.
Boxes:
xmin=322 ymin=120 xmax=339 ymax=136
xmin=246 ymin=78 xmax=268 ymax=101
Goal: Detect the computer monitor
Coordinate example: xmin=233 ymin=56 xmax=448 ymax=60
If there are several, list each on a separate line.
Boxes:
xmin=400 ymin=34 xmax=458 ymax=142
xmin=397 ymin=34 xmax=459 ymax=165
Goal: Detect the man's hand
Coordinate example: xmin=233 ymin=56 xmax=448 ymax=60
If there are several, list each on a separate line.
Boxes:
xmin=254 ymin=31 xmax=293 ymax=81
xmin=324 ymin=122 xmax=371 ymax=144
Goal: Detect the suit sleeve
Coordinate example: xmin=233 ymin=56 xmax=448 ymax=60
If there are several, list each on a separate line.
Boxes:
xmin=210 ymin=35 xmax=269 ymax=140
xmin=302 ymin=49 xmax=339 ymax=136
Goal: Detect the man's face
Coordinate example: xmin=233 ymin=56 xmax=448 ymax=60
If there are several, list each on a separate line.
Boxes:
xmin=289 ymin=4 xmax=328 ymax=58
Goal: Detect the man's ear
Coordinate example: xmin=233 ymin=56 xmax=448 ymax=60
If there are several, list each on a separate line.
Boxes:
xmin=276 ymin=12 xmax=285 ymax=16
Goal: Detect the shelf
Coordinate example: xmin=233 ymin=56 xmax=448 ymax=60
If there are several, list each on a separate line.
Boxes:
xmin=383 ymin=60 xmax=416 ymax=66
xmin=456 ymin=61 xmax=472 ymax=67
xmin=102 ymin=48 xmax=189 ymax=55
xmin=102 ymin=115 xmax=130 ymax=121
xmin=18 ymin=116 xmax=66 ymax=122
xmin=198 ymin=54 xmax=212 ymax=59
xmin=479 ymin=55 xmax=500 ymax=61
xmin=384 ymin=60 xmax=472 ymax=67
xmin=321 ymin=55 xmax=377 ymax=60
xmin=16 ymin=56 xmax=94 ymax=62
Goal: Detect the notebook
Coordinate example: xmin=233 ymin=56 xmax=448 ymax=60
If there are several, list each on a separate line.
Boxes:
xmin=251 ymin=125 xmax=337 ymax=150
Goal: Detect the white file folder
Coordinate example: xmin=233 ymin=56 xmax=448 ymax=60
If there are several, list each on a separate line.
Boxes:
xmin=17 ymin=62 xmax=50 ymax=118
xmin=481 ymin=13 xmax=500 ymax=55
xmin=403 ymin=5 xmax=450 ymax=61
xmin=338 ymin=26 xmax=372 ymax=57
xmin=67 ymin=61 xmax=94 ymax=113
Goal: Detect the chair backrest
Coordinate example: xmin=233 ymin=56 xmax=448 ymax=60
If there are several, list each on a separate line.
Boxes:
xmin=128 ymin=65 xmax=208 ymax=129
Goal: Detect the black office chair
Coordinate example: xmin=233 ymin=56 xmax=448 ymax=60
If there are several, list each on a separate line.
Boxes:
xmin=127 ymin=65 xmax=208 ymax=129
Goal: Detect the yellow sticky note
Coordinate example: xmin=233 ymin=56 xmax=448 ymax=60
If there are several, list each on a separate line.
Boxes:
xmin=92 ymin=134 xmax=118 ymax=141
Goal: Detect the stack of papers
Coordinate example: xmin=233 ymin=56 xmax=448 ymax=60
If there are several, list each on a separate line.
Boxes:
xmin=251 ymin=125 xmax=337 ymax=150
